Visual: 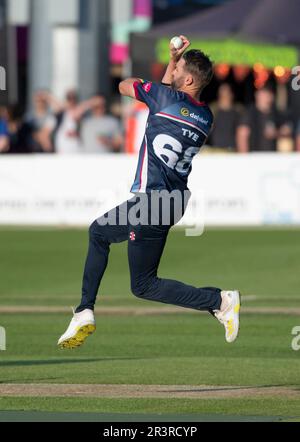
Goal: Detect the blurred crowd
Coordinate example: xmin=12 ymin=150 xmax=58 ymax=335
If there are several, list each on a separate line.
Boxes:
xmin=209 ymin=84 xmax=300 ymax=153
xmin=1 ymin=84 xmax=300 ymax=155
xmin=0 ymin=90 xmax=123 ymax=155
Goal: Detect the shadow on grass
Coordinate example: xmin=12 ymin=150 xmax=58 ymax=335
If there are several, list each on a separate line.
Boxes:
xmin=165 ymin=384 xmax=292 ymax=393
xmin=0 ymin=357 xmax=143 ymax=368
xmin=0 ymin=411 xmax=286 ymax=423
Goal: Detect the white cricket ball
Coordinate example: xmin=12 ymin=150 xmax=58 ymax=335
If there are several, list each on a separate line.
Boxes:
xmin=171 ymin=36 xmax=184 ymax=50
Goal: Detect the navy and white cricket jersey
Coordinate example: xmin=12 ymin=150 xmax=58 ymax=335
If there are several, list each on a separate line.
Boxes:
xmin=131 ymin=80 xmax=214 ymax=194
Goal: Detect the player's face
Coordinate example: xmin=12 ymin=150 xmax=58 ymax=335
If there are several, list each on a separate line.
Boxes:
xmin=171 ymin=58 xmax=187 ymax=91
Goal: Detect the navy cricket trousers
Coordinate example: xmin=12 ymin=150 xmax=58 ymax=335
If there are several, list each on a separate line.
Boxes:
xmin=76 ymin=193 xmax=222 ymax=314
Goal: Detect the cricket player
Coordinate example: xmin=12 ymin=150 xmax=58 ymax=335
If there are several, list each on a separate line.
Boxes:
xmin=58 ymin=36 xmax=240 ymax=349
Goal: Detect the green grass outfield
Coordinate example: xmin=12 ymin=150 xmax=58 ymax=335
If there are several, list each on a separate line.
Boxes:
xmin=0 ymin=227 xmax=300 ymax=421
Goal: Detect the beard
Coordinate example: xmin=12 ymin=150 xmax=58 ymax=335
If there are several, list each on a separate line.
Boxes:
xmin=171 ymin=76 xmax=185 ymax=91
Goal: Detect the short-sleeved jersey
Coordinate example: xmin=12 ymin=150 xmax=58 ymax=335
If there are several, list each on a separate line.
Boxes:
xmin=131 ymin=79 xmax=214 ymax=194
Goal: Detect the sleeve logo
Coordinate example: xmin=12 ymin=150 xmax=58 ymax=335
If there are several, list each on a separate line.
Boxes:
xmin=142 ymin=82 xmax=152 ymax=93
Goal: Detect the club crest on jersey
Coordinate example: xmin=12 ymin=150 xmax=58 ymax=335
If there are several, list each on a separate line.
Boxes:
xmin=129 ymin=231 xmax=136 ymax=241
xmin=142 ymin=82 xmax=152 ymax=93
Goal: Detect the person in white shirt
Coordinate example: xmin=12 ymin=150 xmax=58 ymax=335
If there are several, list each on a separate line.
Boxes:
xmin=53 ymin=90 xmax=103 ymax=154
xmin=81 ymin=96 xmax=123 ymax=153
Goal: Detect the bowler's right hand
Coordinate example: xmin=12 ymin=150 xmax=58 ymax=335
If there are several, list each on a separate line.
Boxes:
xmin=170 ymin=35 xmax=191 ymax=62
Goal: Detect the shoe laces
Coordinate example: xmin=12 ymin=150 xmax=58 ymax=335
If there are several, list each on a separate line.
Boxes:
xmin=214 ymin=308 xmax=231 ymax=327
xmin=215 ymin=312 xmax=225 ymax=325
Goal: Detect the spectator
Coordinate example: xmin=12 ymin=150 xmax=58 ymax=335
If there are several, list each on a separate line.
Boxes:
xmin=81 ymin=96 xmax=123 ymax=153
xmin=54 ymin=90 xmax=102 ymax=154
xmin=3 ymin=105 xmax=34 ymax=154
xmin=237 ymin=86 xmax=281 ymax=153
xmin=276 ymin=110 xmax=294 ymax=152
xmin=0 ymin=106 xmax=9 ymax=153
xmin=25 ymin=91 xmax=56 ymax=153
xmin=210 ymin=83 xmax=240 ymax=150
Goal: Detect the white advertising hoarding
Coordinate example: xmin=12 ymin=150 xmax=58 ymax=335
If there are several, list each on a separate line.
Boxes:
xmin=0 ymin=153 xmax=300 ymax=226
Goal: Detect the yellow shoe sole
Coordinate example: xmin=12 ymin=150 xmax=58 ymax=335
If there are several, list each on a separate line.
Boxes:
xmin=58 ymin=324 xmax=96 ymax=349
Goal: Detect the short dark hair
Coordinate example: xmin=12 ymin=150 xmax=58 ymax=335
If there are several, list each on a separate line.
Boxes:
xmin=183 ymin=50 xmax=214 ymax=92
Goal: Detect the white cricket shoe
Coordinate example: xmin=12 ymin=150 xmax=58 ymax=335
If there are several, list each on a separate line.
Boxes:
xmin=58 ymin=309 xmax=96 ymax=349
xmin=214 ymin=291 xmax=241 ymax=343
